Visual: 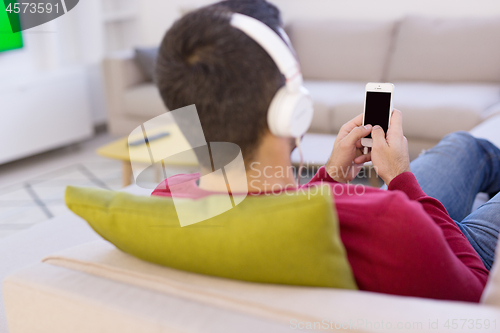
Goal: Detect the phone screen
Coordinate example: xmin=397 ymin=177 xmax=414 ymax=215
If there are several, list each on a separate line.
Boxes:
xmin=364 ymin=91 xmax=391 ymax=139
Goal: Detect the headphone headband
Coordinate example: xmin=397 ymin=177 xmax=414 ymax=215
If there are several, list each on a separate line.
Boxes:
xmin=230 ymin=13 xmax=302 ymax=91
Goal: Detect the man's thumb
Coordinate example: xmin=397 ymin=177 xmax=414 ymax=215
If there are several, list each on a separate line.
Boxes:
xmin=345 ymin=125 xmax=372 ymax=146
xmin=371 ymin=125 xmax=386 ymax=146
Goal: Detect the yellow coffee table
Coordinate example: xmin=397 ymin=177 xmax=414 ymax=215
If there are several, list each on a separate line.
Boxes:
xmin=98 ymin=129 xmax=378 ymax=188
xmin=97 ymin=124 xmax=199 ymax=187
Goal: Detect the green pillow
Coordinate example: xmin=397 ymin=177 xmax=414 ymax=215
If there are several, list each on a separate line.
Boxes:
xmin=65 ymin=186 xmax=357 ymax=289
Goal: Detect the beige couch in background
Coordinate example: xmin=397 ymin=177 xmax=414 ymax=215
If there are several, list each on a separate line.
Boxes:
xmin=103 ymin=16 xmax=500 ymax=159
xmin=102 ymin=50 xmax=167 ymax=135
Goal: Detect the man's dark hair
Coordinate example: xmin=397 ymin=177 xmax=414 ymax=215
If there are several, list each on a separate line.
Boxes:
xmin=156 ymin=0 xmax=284 ymax=165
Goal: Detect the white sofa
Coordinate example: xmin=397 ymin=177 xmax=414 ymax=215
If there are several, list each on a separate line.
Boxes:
xmin=3 ymin=239 xmax=500 ymax=333
xmin=2 ymin=114 xmax=500 ymax=333
xmin=104 ymin=16 xmax=500 ymax=159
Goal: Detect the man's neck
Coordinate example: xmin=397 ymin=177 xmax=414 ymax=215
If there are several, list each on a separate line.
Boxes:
xmin=246 ymin=143 xmax=296 ymax=193
xmin=198 ymin=134 xmax=296 ymax=193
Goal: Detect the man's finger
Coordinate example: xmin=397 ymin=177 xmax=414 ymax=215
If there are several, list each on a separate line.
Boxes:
xmin=338 ymin=114 xmax=364 ymax=139
xmin=343 ymin=124 xmax=372 ymax=147
xmin=354 ymin=152 xmax=371 ymax=164
xmin=387 ymin=109 xmax=403 ymax=138
xmin=371 ymin=125 xmax=387 ymax=148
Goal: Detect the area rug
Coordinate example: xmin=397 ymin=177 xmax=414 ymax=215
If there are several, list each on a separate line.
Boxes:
xmin=0 ymin=161 xmax=123 ymax=239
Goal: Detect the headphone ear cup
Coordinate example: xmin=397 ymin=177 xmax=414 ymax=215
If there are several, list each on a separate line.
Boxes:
xmin=268 ymin=86 xmax=314 ymax=138
xmin=267 ymin=87 xmax=289 ymax=137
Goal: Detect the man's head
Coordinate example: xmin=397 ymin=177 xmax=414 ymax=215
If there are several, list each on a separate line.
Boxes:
xmin=156 ymin=0 xmax=287 ymax=165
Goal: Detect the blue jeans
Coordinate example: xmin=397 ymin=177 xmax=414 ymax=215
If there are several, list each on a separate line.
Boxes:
xmin=411 ymin=131 xmax=500 ymax=270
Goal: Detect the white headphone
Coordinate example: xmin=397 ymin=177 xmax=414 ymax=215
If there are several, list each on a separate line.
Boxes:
xmin=230 ymin=13 xmax=314 ymax=138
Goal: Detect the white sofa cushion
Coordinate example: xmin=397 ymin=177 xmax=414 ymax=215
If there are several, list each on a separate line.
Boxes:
xmin=304 ymin=81 xmax=365 ymax=133
xmin=387 ymin=16 xmax=500 ymax=83
xmin=290 ymin=20 xmax=395 ymax=81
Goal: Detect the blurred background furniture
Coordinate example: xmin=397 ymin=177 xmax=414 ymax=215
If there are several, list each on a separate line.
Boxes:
xmin=103 ymin=16 xmax=500 ymax=160
xmin=102 ymin=50 xmax=167 ymax=136
xmin=0 ymin=68 xmax=93 ymax=164
xmin=96 ymin=123 xmax=198 ymax=186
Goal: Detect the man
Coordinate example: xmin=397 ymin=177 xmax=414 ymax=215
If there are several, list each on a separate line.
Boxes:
xmin=152 ymin=0 xmax=500 ymax=302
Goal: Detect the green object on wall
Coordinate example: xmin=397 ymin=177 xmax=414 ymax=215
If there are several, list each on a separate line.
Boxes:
xmin=65 ymin=185 xmax=358 ymax=290
xmin=0 ymin=0 xmax=23 ymax=52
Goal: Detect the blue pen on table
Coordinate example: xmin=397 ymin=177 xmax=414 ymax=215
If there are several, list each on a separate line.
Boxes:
xmin=128 ymin=132 xmax=170 ymax=147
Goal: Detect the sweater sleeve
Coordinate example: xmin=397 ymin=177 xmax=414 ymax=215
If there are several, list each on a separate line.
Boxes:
xmin=306 ymin=166 xmax=338 ymax=185
xmin=387 ymin=172 xmax=489 ymax=295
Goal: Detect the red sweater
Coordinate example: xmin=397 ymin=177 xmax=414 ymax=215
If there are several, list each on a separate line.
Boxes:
xmin=151 ymin=167 xmax=488 ymax=302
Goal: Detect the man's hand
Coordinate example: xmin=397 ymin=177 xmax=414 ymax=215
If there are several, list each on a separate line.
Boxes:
xmin=371 ymin=109 xmax=411 ymax=185
xmin=326 ymin=114 xmax=372 ymax=183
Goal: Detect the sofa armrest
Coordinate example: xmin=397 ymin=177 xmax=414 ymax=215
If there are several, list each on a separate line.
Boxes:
xmin=470 ymin=113 xmax=500 ymax=149
xmin=102 ymin=50 xmax=149 ymax=133
xmin=5 ymin=240 xmax=500 ymax=333
xmin=482 ymin=101 xmax=500 ymax=120
xmin=5 ymin=256 xmax=500 ymax=333
xmin=3 ymin=263 xmax=293 ymax=333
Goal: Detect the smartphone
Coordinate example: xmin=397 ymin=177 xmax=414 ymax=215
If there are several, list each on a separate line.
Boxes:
xmin=361 ymin=82 xmax=394 ymax=148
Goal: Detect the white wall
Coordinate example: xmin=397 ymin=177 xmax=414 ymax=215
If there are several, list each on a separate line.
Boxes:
xmin=0 ymin=0 xmax=102 ymax=74
xmin=0 ymin=0 xmax=106 ymax=124
xmin=136 ymin=0 xmax=500 ymax=46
